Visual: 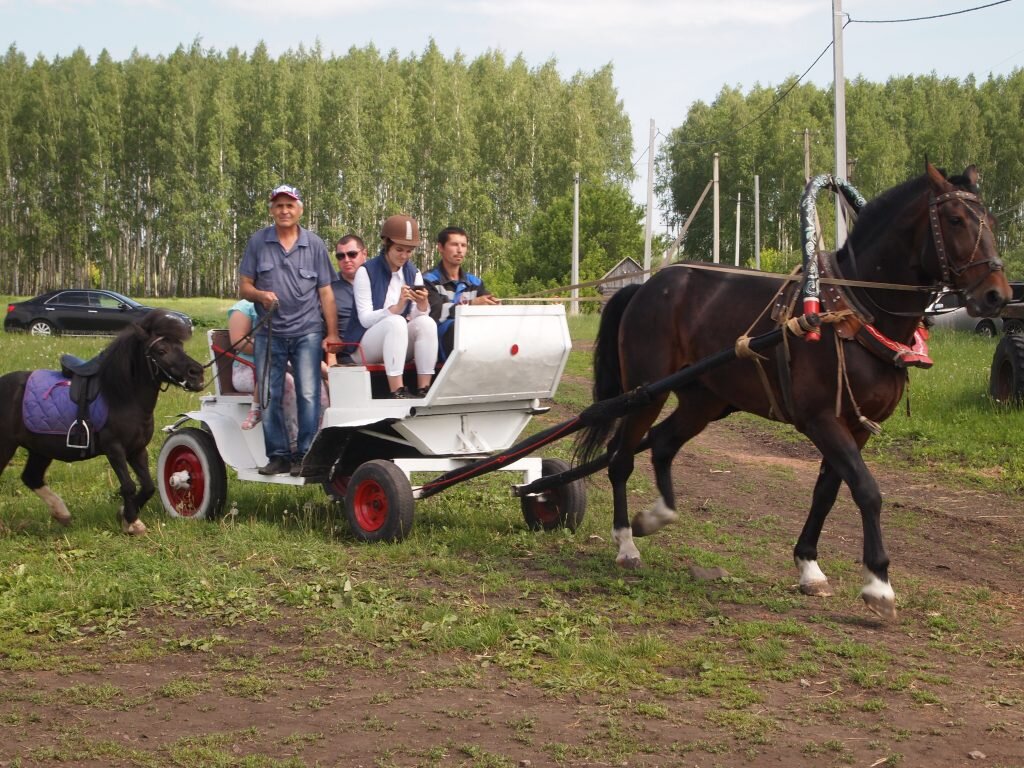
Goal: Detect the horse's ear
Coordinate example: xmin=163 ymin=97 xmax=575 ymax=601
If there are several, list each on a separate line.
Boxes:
xmin=925 ymin=160 xmax=950 ymax=194
xmin=961 ymin=164 xmax=980 ymax=191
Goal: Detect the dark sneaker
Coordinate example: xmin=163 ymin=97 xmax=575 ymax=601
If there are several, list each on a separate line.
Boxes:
xmin=290 ymin=457 xmax=304 ymax=477
xmin=258 ymin=456 xmax=291 ymax=475
xmin=413 ymin=383 xmax=430 ymax=398
xmin=389 ymin=387 xmax=408 ymax=399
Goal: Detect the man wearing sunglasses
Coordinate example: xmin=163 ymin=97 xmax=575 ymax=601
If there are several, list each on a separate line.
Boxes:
xmin=326 ymin=234 xmax=367 ymax=367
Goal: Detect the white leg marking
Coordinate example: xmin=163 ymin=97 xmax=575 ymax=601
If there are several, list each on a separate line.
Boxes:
xmin=860 ymin=569 xmax=897 ymax=619
xmin=796 ymin=557 xmax=831 ymax=597
xmin=612 ymin=526 xmax=642 ymax=568
xmin=118 ymin=506 xmax=148 ymax=536
xmin=35 ymin=486 xmax=71 ymax=525
xmin=633 ymin=498 xmax=678 ymax=536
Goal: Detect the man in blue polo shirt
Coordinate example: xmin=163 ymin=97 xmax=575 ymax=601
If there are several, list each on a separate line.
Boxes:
xmin=239 ymin=184 xmax=339 ymax=476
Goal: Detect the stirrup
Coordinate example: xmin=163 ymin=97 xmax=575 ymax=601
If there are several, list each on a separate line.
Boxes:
xmin=66 ymin=419 xmax=90 ymax=450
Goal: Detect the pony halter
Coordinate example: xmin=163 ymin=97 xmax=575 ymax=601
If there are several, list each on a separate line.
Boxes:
xmin=144 ymin=335 xmax=190 ymax=389
xmin=927 ymin=190 xmax=1002 ymax=289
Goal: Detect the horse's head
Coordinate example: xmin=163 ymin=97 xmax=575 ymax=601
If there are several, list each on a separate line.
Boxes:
xmin=925 ymin=162 xmax=1010 ymax=317
xmin=136 ymin=310 xmax=206 ymax=392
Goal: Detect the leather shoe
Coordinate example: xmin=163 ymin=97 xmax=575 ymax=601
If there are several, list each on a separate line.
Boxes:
xmin=389 ymin=387 xmax=408 ymax=399
xmin=290 ymin=457 xmax=304 ymax=477
xmin=258 ymin=456 xmax=291 ymax=475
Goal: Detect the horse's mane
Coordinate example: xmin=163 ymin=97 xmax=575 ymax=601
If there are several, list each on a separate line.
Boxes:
xmin=98 ymin=309 xmax=191 ymax=400
xmin=844 ymin=173 xmax=931 ymax=254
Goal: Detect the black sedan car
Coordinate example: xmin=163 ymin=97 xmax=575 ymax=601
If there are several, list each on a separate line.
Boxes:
xmin=4 ymin=289 xmax=192 ymax=336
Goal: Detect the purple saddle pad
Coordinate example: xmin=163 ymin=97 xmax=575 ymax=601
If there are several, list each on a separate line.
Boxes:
xmin=22 ymin=369 xmax=109 ymax=436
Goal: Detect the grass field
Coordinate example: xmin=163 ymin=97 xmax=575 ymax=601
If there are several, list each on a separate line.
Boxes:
xmin=0 ymin=302 xmax=1021 ymax=766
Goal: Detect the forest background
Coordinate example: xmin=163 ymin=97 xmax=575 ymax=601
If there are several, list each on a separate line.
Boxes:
xmin=1 ymin=40 xmax=1022 ymax=301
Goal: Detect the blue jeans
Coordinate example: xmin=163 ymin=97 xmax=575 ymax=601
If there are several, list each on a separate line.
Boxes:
xmin=254 ymin=331 xmax=322 ymax=460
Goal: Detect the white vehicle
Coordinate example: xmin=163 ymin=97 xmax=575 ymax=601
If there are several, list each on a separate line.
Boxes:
xmin=156 ymin=305 xmax=585 ymax=541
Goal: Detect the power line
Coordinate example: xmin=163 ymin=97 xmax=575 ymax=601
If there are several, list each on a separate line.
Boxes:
xmin=847 ymin=0 xmax=1013 ymax=24
xmin=672 ymin=36 xmax=836 ymax=147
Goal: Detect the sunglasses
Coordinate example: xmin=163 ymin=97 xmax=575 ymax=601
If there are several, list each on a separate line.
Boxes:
xmin=336 ymin=250 xmax=361 ymax=259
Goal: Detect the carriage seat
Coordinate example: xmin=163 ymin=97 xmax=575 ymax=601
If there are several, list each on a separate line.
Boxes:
xmin=208 ymin=329 xmax=254 ymax=397
xmin=60 ymin=353 xmax=105 ymax=378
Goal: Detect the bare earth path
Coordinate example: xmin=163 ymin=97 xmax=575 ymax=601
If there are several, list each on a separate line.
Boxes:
xmin=1 ymin=418 xmax=1022 ymax=767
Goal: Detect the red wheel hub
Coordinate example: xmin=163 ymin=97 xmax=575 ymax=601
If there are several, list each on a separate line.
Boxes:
xmin=352 ymin=480 xmax=388 ymax=532
xmin=163 ymin=445 xmax=205 ymax=517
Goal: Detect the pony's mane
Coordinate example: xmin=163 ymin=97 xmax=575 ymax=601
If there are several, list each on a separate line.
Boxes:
xmin=98 ymin=309 xmax=191 ymax=399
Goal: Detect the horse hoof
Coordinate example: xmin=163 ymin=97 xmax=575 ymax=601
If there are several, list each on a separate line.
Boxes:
xmin=861 ymin=592 xmax=897 ymax=621
xmin=122 ymin=519 xmax=148 ymax=536
xmin=50 ymin=510 xmax=72 ymax=527
xmin=616 ymin=556 xmax=643 ymax=570
xmin=799 ymin=580 xmax=832 ymax=597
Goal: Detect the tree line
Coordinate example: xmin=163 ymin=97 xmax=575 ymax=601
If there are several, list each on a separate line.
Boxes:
xmin=0 ymin=41 xmax=635 ymax=298
xmin=659 ymin=70 xmax=1024 ymax=277
xmin=3 ymin=40 xmax=1022 ymax=300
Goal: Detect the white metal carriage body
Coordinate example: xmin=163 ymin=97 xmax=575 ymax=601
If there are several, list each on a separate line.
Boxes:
xmin=157 ymin=305 xmax=583 ymax=538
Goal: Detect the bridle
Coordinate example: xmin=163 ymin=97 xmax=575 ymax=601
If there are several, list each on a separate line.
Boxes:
xmin=145 ymin=334 xmax=194 ymax=390
xmin=926 ymin=189 xmax=1002 ymax=294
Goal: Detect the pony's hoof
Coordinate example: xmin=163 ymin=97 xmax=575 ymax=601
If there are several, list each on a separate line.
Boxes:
xmin=50 ymin=510 xmax=72 ymax=527
xmin=616 ymin=556 xmax=643 ymax=570
xmin=799 ymin=580 xmax=832 ymax=597
xmin=122 ymin=518 xmax=148 ymax=536
xmin=861 ymin=592 xmax=897 ymax=621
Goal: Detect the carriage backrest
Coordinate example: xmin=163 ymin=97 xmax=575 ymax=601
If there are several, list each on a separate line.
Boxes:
xmin=208 ymin=329 xmax=252 ymax=397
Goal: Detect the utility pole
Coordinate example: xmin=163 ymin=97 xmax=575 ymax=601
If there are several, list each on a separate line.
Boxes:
xmin=833 ymin=0 xmax=848 ymax=247
xmin=712 ymin=153 xmax=720 ymax=264
xmin=643 ymin=119 xmax=655 ymax=279
xmin=803 ymin=128 xmax=811 ymax=182
xmin=753 ymin=175 xmax=761 ymax=269
xmin=571 ymin=172 xmax=580 ymax=316
xmin=734 ymin=193 xmax=742 ymax=266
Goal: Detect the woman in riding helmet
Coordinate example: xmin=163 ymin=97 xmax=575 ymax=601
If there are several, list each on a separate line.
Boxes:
xmin=346 ymin=214 xmax=438 ymax=398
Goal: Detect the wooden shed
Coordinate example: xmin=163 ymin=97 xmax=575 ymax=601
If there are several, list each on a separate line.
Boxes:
xmin=597 ymin=256 xmax=645 ymax=298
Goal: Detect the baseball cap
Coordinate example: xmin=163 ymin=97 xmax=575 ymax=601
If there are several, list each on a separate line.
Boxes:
xmin=269 ymin=184 xmax=302 ymax=202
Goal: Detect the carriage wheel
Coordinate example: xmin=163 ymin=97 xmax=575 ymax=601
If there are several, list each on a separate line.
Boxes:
xmin=989 ymin=333 xmax=1024 ymax=405
xmin=157 ymin=427 xmax=227 ymax=520
xmin=521 ymin=458 xmax=586 ymax=532
xmin=344 ymin=460 xmax=414 ymax=543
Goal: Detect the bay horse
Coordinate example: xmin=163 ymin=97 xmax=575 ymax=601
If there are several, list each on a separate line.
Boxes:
xmin=0 ymin=309 xmax=205 ymax=534
xmin=576 ymin=163 xmax=1010 ymax=619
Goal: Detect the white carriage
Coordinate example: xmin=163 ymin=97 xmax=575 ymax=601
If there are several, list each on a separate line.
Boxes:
xmin=156 ymin=305 xmax=586 ymax=541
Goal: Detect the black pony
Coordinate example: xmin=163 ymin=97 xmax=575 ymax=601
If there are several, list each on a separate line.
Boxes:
xmin=576 ymin=163 xmax=1010 ymax=619
xmin=0 ymin=309 xmax=205 ymax=534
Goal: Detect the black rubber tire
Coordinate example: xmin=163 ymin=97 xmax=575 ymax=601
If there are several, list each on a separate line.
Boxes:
xmin=157 ymin=427 xmax=228 ymax=520
xmin=521 ymin=458 xmax=587 ymax=532
xmin=29 ymin=319 xmax=54 ymax=336
xmin=344 ymin=460 xmax=414 ymax=543
xmin=989 ymin=333 xmax=1024 ymax=405
xmin=1003 ymin=319 xmax=1024 ymax=335
xmin=975 ymin=320 xmax=996 ymax=338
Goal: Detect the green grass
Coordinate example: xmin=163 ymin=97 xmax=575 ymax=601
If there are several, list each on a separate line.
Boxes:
xmin=1 ymin=300 xmax=1022 ymax=766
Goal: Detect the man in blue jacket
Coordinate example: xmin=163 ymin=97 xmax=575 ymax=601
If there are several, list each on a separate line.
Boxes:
xmin=424 ymin=226 xmax=500 ymax=360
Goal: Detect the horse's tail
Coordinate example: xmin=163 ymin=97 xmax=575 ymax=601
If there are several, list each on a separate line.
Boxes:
xmin=574 ymin=283 xmax=641 ymax=465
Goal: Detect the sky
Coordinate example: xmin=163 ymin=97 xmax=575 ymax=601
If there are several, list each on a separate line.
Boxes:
xmin=3 ymin=0 xmax=1023 ymax=232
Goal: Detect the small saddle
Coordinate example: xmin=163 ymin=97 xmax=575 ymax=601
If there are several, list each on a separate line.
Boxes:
xmin=59 ymin=352 xmax=105 ymax=451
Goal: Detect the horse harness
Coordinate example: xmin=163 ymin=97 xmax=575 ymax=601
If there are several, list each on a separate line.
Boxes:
xmin=757 ymin=186 xmax=1001 ymax=431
